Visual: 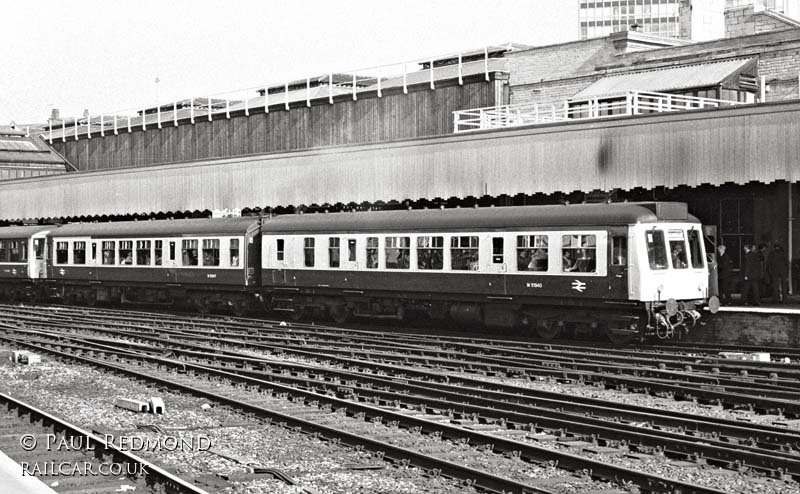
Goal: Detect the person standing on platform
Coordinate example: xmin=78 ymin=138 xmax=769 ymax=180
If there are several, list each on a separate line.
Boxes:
xmin=767 ymin=242 xmax=790 ymax=303
xmin=742 ymin=243 xmax=761 ymax=306
xmin=717 ymin=244 xmax=733 ymax=305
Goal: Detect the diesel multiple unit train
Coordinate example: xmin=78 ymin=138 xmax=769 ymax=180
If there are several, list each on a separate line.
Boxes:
xmin=0 ymin=202 xmax=718 ymax=342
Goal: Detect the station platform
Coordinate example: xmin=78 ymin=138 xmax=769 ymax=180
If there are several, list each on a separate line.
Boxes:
xmin=0 ymin=450 xmax=58 ymax=494
xmin=690 ymin=294 xmax=800 ymax=347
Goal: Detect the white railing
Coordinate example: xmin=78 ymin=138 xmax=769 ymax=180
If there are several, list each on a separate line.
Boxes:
xmin=452 ymin=90 xmax=748 ymax=133
xmin=42 ymin=45 xmax=515 ymax=144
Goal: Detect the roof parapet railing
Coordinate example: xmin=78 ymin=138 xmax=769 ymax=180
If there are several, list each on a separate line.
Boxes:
xmin=42 ymin=44 xmax=513 ymax=141
xmin=453 ymin=90 xmax=748 ymax=133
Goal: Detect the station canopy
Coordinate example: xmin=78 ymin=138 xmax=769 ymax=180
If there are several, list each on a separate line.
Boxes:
xmin=572 ymin=58 xmax=755 ymax=99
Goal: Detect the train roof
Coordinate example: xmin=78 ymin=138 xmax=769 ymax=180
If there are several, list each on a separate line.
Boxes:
xmin=0 ymin=225 xmax=54 ymax=239
xmin=50 ymin=217 xmax=260 ymax=238
xmin=261 ymin=202 xmax=698 ymax=233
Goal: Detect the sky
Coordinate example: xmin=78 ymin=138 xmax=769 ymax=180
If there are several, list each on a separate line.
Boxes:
xmin=0 ymin=1 xmax=578 ymax=124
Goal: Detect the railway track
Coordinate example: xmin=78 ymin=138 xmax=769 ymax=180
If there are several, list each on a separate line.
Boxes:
xmin=2 ymin=305 xmax=800 ymax=492
xmin=0 ymin=389 xmax=209 ymax=494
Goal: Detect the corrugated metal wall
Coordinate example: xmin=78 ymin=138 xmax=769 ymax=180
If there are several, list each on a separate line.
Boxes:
xmin=48 ymin=79 xmax=497 ymax=171
xmin=3 ymin=101 xmax=799 ymax=220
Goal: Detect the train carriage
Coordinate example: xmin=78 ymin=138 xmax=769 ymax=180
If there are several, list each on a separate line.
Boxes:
xmin=47 ymin=218 xmax=261 ymax=312
xmin=259 ymin=202 xmax=716 ymax=341
xmin=0 ymin=225 xmax=53 ymax=300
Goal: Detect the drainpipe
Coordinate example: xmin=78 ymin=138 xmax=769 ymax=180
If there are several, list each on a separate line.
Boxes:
xmin=790 ymin=182 xmax=795 ymax=294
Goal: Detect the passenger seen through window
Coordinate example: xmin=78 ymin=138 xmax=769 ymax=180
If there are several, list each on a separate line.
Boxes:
xmin=561 ymin=235 xmax=596 ymax=273
xmin=451 ymin=236 xmax=479 ymax=271
xmin=182 ymin=240 xmax=198 ymax=266
xmin=517 ymin=235 xmax=548 ymax=271
xmin=385 ymin=237 xmax=410 ymax=269
xmin=202 ymin=239 xmax=220 ymax=266
xmin=417 ymin=236 xmax=443 ymax=270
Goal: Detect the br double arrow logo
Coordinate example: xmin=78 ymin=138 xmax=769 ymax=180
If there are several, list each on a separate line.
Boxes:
xmin=571 ymin=279 xmax=587 ymax=293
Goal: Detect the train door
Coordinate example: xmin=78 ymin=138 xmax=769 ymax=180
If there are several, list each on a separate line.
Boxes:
xmin=703 ymin=225 xmax=718 ymax=297
xmin=30 ymin=234 xmax=48 ymax=279
xmin=483 ymin=235 xmax=508 ymax=295
xmin=340 ymin=238 xmax=359 ymax=270
xmin=607 ymin=229 xmax=628 ymax=298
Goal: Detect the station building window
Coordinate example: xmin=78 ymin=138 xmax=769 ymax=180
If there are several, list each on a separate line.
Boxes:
xmin=385 ymin=237 xmax=410 ymax=269
xmin=417 ymin=236 xmax=443 ymax=270
xmin=451 ymin=236 xmax=479 ymax=271
xmin=73 ymin=241 xmax=86 ymax=265
xmin=119 ymin=241 xmax=133 ymax=265
xmin=102 ymin=241 xmax=116 ymax=265
xmin=182 ymin=239 xmax=198 ymax=266
xmin=202 ymin=239 xmax=220 ymax=266
xmin=329 ymin=237 xmax=340 ymax=268
xmin=562 ymin=234 xmax=596 ymax=273
xmin=645 ymin=230 xmax=668 ymax=270
xmin=518 ymin=235 xmax=548 ymax=272
xmin=230 ymin=239 xmax=239 ymax=267
xmin=276 ymin=239 xmax=284 ymax=261
xmin=136 ymin=240 xmax=151 ymax=265
xmin=304 ymin=238 xmax=315 ymax=267
xmin=366 ymin=237 xmax=379 ymax=269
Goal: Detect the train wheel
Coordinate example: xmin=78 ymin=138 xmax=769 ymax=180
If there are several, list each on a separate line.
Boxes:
xmin=330 ymin=305 xmax=352 ymax=324
xmin=536 ymin=320 xmax=561 ymax=340
xmin=290 ymin=307 xmax=308 ymax=322
xmin=606 ymin=327 xmax=636 ymax=345
xmin=231 ymin=300 xmax=247 ymax=317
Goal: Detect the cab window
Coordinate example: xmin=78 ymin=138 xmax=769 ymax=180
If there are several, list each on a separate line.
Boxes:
xmin=645 ymin=230 xmax=668 ymax=270
xmin=668 ymin=230 xmax=688 ymax=269
xmin=688 ymin=230 xmax=704 ymax=269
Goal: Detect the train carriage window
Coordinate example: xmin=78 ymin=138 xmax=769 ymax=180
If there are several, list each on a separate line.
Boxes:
xmin=687 ymin=230 xmax=704 ymax=269
xmin=34 ymin=239 xmax=45 ymax=260
xmin=102 ymin=241 xmax=116 ymax=265
xmin=451 ymin=236 xmax=479 ymax=271
xmin=517 ymin=235 xmax=548 ymax=272
xmin=169 ymin=242 xmax=176 ymax=262
xmin=182 ymin=239 xmax=198 ymax=266
xmin=348 ymin=239 xmax=356 ymax=262
xmin=154 ymin=240 xmax=163 ymax=265
xmin=202 ymin=239 xmax=220 ymax=266
xmin=366 ymin=237 xmax=379 ymax=269
xmin=562 ymin=235 xmax=596 ymax=273
xmin=119 ymin=241 xmax=133 ymax=265
xmin=645 ymin=230 xmax=668 ymax=270
xmin=91 ymin=243 xmax=97 ymax=262
xmin=55 ymin=242 xmax=69 ymax=264
xmin=136 ymin=240 xmax=151 ymax=266
xmin=417 ymin=236 xmax=443 ymax=270
xmin=329 ymin=237 xmax=340 ymax=268
xmin=0 ymin=241 xmax=7 ymax=262
xmin=276 ymin=239 xmax=285 ymax=262
xmin=612 ymin=237 xmax=627 ymax=266
xmin=229 ymin=239 xmax=239 ymax=267
xmin=492 ymin=238 xmax=504 ymax=264
xmin=668 ymin=230 xmax=688 ymax=269
xmin=385 ymin=237 xmax=410 ymax=269
xmin=73 ymin=241 xmax=86 ymax=265
xmin=304 ymin=238 xmax=315 ymax=267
